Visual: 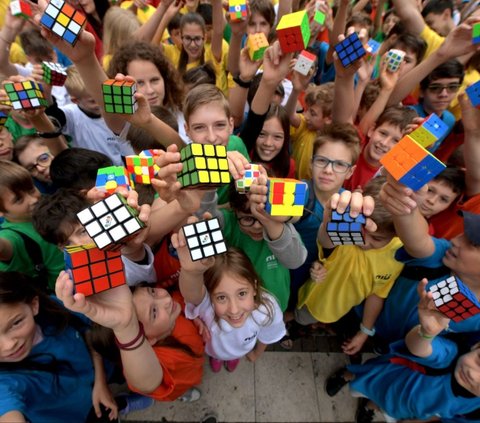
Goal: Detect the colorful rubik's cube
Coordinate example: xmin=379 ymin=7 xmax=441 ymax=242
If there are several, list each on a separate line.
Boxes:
xmin=0 ymin=111 xmax=7 ymax=128
xmin=177 ymin=143 xmax=231 ymax=188
xmin=10 ymin=0 xmax=32 ymax=19
xmin=265 ymin=178 xmax=308 ymax=216
xmin=125 ymin=155 xmax=155 ymax=184
xmin=380 ymin=135 xmax=446 ymax=191
xmin=247 ymin=33 xmax=269 ymax=61
xmin=276 ymin=10 xmax=311 ymax=54
xmin=40 ymin=0 xmax=86 ymax=46
xmin=182 ymin=217 xmax=227 ymax=261
xmin=473 ymin=22 xmax=480 ymax=45
xmin=95 ymin=166 xmax=133 ymax=195
xmin=65 ymin=243 xmax=126 ymax=296
xmin=326 ymin=207 xmax=366 ymax=246
xmin=385 ymin=49 xmax=405 ymax=72
xmin=3 ymin=81 xmax=48 ymax=110
xmin=139 ymin=149 xmax=160 ymax=175
xmin=236 ymin=164 xmax=260 ymax=193
xmin=429 ymin=276 xmax=480 ymax=322
xmin=334 ymin=32 xmax=366 ymax=68
xmin=102 ymin=79 xmax=138 ymax=114
xmin=42 ymin=61 xmax=68 ymax=86
xmin=365 ymin=39 xmax=381 ymax=60
xmin=228 ymin=0 xmax=247 ymax=22
xmin=294 ymin=50 xmax=316 ymax=76
xmin=77 ymin=193 xmax=145 ymax=250
xmin=408 ymin=113 xmax=449 ymax=149
xmin=466 ymin=80 xmax=480 ymax=109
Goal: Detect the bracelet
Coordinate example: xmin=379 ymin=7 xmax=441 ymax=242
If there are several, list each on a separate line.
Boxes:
xmin=114 ymin=322 xmax=145 ymax=351
xmin=360 ymin=323 xmax=376 ymax=337
xmin=232 ymin=74 xmax=252 ymax=89
xmin=36 ymin=130 xmax=63 ymax=139
xmin=417 ymin=324 xmax=435 ymax=340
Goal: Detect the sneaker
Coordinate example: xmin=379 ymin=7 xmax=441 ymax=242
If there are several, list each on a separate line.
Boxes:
xmin=200 ymin=413 xmax=218 ymax=423
xmin=209 ymin=356 xmax=223 ymax=373
xmin=224 ymin=359 xmax=240 ymax=372
xmin=325 ymin=367 xmax=348 ymax=397
xmin=119 ymin=393 xmax=154 ymax=416
xmin=179 ymin=387 xmax=202 ymax=402
xmin=355 ymin=398 xmax=375 ymax=423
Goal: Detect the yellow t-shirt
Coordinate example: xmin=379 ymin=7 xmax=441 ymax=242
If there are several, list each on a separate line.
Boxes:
xmin=10 ymin=41 xmax=27 ymax=65
xmin=120 ymin=1 xmax=156 ymax=24
xmin=297 ymin=237 xmax=403 ymax=323
xmin=290 ymin=114 xmax=316 ymax=180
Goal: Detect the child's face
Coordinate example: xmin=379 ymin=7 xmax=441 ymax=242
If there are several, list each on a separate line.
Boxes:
xmin=455 ymin=346 xmax=480 ymax=396
xmin=359 ymin=229 xmax=393 ymax=251
xmin=0 ymin=128 xmax=13 ymax=161
xmin=16 ymin=143 xmax=53 ymax=183
xmin=181 ymin=23 xmax=205 ymax=61
xmin=304 ymin=104 xmax=329 ymax=131
xmin=74 ymin=94 xmax=102 ymax=115
xmin=421 ymin=77 xmax=461 ymax=116
xmin=247 ymin=12 xmax=271 ymax=37
xmin=443 ymin=234 xmax=480 ymax=280
xmin=255 ymin=117 xmax=284 ymax=163
xmin=132 ymin=287 xmax=181 ymax=343
xmin=64 ymin=223 xmax=92 ymax=247
xmin=127 ymin=60 xmax=166 ymax=107
xmin=419 ymin=179 xmax=458 ymax=219
xmin=185 ymin=101 xmax=233 ymax=145
xmin=236 ymin=208 xmax=264 ymax=241
xmin=170 ymin=28 xmax=182 ymax=49
xmin=365 ymin=122 xmax=403 ymax=165
xmin=211 ymin=271 xmax=255 ymax=328
xmin=393 ymin=44 xmax=418 ymax=77
xmin=311 ymin=141 xmax=355 ymax=195
xmin=0 ymin=298 xmax=39 ymax=362
xmin=0 ymin=188 xmax=40 ymax=223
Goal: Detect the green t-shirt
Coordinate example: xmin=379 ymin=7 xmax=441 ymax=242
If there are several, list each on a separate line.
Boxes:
xmin=0 ymin=221 xmax=64 ymax=291
xmin=5 ymin=117 xmax=36 ymax=142
xmin=221 ymin=209 xmax=290 ymax=311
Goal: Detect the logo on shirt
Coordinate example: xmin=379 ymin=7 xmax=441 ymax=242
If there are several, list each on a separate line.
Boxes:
xmin=244 ymin=331 xmax=258 ymax=343
xmin=265 ymin=254 xmax=278 ymax=270
xmin=375 ymin=273 xmax=392 ymax=281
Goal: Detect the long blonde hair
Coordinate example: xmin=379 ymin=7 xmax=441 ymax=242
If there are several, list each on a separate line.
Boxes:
xmin=102 ymin=7 xmax=140 ymax=57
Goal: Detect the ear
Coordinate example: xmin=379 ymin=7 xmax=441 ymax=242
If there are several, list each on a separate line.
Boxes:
xmin=30 ymin=296 xmax=40 ymax=316
xmin=70 ymin=96 xmax=79 ymax=105
xmin=442 ymin=8 xmax=451 ymax=20
xmin=184 ymin=122 xmax=190 ymax=138
xmin=324 ymin=115 xmax=332 ymax=125
xmin=228 ymin=116 xmax=234 ymax=135
xmin=367 ymin=125 xmax=375 ymax=140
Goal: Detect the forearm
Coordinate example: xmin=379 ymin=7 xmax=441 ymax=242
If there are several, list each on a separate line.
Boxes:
xmin=463 ymin=130 xmax=480 ymax=196
xmin=210 ymin=0 xmax=225 ymax=62
xmin=352 ymin=0 xmax=369 ymax=14
xmin=227 ymin=33 xmax=243 ymax=76
xmin=332 ymin=75 xmax=355 ymax=124
xmin=251 ymin=78 xmax=280 ymax=116
xmin=136 ymin=114 xmax=184 ymax=149
xmin=390 ymin=0 xmax=425 ymax=36
xmin=359 ymin=88 xmax=394 ymax=134
xmin=179 ymin=270 xmax=207 ymax=305
xmin=89 ymin=346 xmax=108 ymax=387
xmin=266 ymin=223 xmax=307 ymax=269
xmin=229 ymin=85 xmax=249 ymax=128
xmin=352 ymin=79 xmax=369 ymax=125
xmin=285 ymin=88 xmax=301 ymax=127
xmin=405 ymin=324 xmax=437 ymax=357
xmin=252 ymin=341 xmax=267 ymax=357
xmin=361 ymin=294 xmax=384 ymax=330
xmin=0 ymin=28 xmax=19 ymax=77
xmin=393 ymin=209 xmax=435 ymax=258
xmin=327 ymin=0 xmax=349 ymax=64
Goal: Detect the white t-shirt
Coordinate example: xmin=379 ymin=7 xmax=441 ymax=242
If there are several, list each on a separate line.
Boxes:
xmin=185 ymin=291 xmax=286 ymax=360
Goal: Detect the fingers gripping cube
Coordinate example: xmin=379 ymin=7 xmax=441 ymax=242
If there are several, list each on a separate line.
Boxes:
xmin=408 ymin=113 xmax=449 ymax=149
xmin=102 ymin=79 xmax=138 ymax=114
xmin=385 ymin=49 xmax=405 ymax=73
xmin=183 ymin=217 xmax=227 ymax=261
xmin=3 ymin=81 xmax=48 ymax=110
xmin=294 ymin=50 xmax=316 ymax=76
xmin=236 ymin=164 xmax=260 ymax=193
xmin=327 ymin=207 xmax=366 ymax=246
xmin=276 ymin=10 xmax=311 ymax=54
xmin=40 ymin=0 xmax=86 ymax=46
xmin=334 ymin=32 xmax=366 ymax=68
xmin=265 ymin=178 xmax=308 ymax=216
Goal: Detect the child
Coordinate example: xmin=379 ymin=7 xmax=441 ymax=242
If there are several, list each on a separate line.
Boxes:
xmin=326 ymin=279 xmax=480 ymax=423
xmin=0 ymin=126 xmax=14 ymax=161
xmin=173 ymin=237 xmax=285 ymax=372
xmin=295 ymin=178 xmax=404 ymax=356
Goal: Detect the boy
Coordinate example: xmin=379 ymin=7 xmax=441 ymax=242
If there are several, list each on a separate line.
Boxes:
xmin=0 ymin=161 xmax=64 ymax=291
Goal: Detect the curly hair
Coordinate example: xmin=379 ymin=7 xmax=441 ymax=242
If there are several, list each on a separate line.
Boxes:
xmin=107 ymin=41 xmax=184 ymax=111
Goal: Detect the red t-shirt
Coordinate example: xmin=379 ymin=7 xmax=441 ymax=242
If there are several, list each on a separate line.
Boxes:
xmin=343 ymin=131 xmax=378 ymax=191
xmin=153 ymin=235 xmax=181 ymax=290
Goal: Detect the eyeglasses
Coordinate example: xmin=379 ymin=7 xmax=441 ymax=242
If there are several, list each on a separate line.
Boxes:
xmin=181 ymin=36 xmax=204 ymax=46
xmin=26 ymin=152 xmax=52 ymax=173
xmin=237 ymin=215 xmax=261 ymax=227
xmin=312 ymin=155 xmax=352 ymax=173
xmin=426 ymin=83 xmax=461 ymax=94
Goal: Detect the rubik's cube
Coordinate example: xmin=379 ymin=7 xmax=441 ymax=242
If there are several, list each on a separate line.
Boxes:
xmin=95 ymin=166 xmax=133 ymax=195
xmin=77 ymin=193 xmax=145 ymax=250
xmin=466 ymin=80 xmax=480 ymax=109
xmin=334 ymin=32 xmax=366 ymax=68
xmin=102 ymin=79 xmax=138 ymax=114
xmin=125 ymin=155 xmax=155 ymax=184
xmin=365 ymin=39 xmax=381 ymax=60
xmin=313 ymin=9 xmax=326 ymax=25
xmin=408 ymin=113 xmax=449 ymax=149
xmin=429 ymin=276 xmax=480 ymax=322
xmin=385 ymin=49 xmax=405 ymax=72
xmin=236 ymin=164 xmax=260 ymax=193
xmin=326 ymin=207 xmax=366 ymax=246
xmin=473 ymin=22 xmax=480 ymax=45
xmin=139 ymin=149 xmax=160 ymax=175
xmin=3 ymin=81 xmax=48 ymax=110
xmin=380 ymin=135 xmax=446 ymax=191
xmin=65 ymin=243 xmax=126 ymax=296
xmin=294 ymin=50 xmax=316 ymax=76
xmin=247 ymin=33 xmax=269 ymax=61
xmin=229 ymin=0 xmax=247 ymax=22
xmin=10 ymin=0 xmax=32 ymax=19
xmin=40 ymin=0 xmax=86 ymax=46
xmin=182 ymin=217 xmax=227 ymax=261
xmin=265 ymin=178 xmax=308 ymax=216
xmin=276 ymin=10 xmax=311 ymax=54
xmin=42 ymin=61 xmax=68 ymax=86
xmin=0 ymin=112 xmax=7 ymax=128
xmin=177 ymin=143 xmax=231 ymax=188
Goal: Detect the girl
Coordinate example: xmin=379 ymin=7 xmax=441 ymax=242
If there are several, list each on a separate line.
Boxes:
xmin=172 ymin=234 xmax=285 ymax=373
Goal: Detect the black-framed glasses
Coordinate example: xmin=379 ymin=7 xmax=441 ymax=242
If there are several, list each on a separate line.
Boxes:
xmin=426 ymin=83 xmax=461 ymax=94
xmin=26 ymin=152 xmax=52 ymax=173
xmin=237 ymin=215 xmax=261 ymax=227
xmin=182 ymin=36 xmax=204 ymax=46
xmin=312 ymin=155 xmax=352 ymax=173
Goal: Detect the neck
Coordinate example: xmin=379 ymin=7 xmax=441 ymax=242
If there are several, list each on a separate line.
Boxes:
xmin=363 ymin=150 xmax=380 ymax=168
xmin=314 ymin=185 xmax=338 ymax=205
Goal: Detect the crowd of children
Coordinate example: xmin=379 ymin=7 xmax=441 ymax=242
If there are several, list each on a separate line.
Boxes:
xmin=1 ymin=0 xmax=480 ymax=421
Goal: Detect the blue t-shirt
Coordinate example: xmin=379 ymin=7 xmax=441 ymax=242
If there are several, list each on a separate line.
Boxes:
xmin=311 ymin=41 xmax=336 ymax=85
xmin=0 ymin=325 xmax=94 ymax=422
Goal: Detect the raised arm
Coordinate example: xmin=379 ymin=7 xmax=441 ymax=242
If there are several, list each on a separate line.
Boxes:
xmin=0 ymin=10 xmax=26 ymax=77
xmin=326 ymin=0 xmax=349 ymax=64
xmin=133 ymin=0 xmax=173 ymax=42
xmin=390 ymin=0 xmax=425 ymax=36
xmin=210 ymin=0 xmax=225 ymax=63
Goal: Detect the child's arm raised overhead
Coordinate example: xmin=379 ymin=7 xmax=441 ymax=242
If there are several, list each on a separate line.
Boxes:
xmin=210 ymin=0 xmax=225 ymax=63
xmin=0 ymin=9 xmax=26 ymax=78
xmin=389 ymin=0 xmax=426 ymax=37
xmin=326 ymin=0 xmax=349 ymax=64
xmin=284 ymin=64 xmax=311 ymax=129
xmin=133 ymin=0 xmax=178 ymax=42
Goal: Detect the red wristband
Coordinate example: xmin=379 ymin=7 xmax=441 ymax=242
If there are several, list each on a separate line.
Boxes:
xmin=114 ymin=322 xmax=145 ymax=350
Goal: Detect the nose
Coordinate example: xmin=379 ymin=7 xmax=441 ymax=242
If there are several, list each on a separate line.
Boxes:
xmin=254 ymin=23 xmax=261 ymax=33
xmin=206 ymin=126 xmax=216 ymax=144
xmin=426 ymin=194 xmax=437 ymax=205
xmin=143 ymin=81 xmax=155 ymax=96
xmin=228 ymin=299 xmax=239 ymax=315
xmin=252 ymin=219 xmax=263 ymax=229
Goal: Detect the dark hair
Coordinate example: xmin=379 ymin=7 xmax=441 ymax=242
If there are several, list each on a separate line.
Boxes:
xmin=32 ymin=188 xmax=91 ymax=246
xmin=363 ymin=176 xmax=396 ymax=235
xmin=420 ymin=59 xmax=465 ymax=91
xmin=422 ymin=0 xmax=454 ymax=18
xmin=376 ymin=106 xmax=418 ymax=132
xmin=249 ymin=0 xmax=275 ymax=28
xmin=229 ymin=181 xmax=250 ymax=213
xmin=393 ymin=32 xmax=427 ymax=64
xmin=80 ymin=0 xmax=110 ymax=39
xmin=108 ymin=41 xmax=184 ymax=110
xmin=346 ymin=13 xmax=373 ymax=37
xmin=167 ymin=12 xmax=182 ymax=33
xmin=313 ymin=122 xmax=361 ymax=165
xmin=49 ymin=148 xmax=112 ymax=191
xmin=196 ymin=3 xmax=212 ymax=25
xmin=0 ymin=160 xmax=35 ymax=212
xmin=432 ymin=165 xmax=465 ymax=196
xmin=182 ymin=63 xmax=216 ymax=88
xmin=359 ymin=81 xmax=381 ymax=113
xmin=178 ymin=13 xmax=206 ymax=75
xmin=13 ymin=135 xmax=46 ymax=160
xmin=19 ymin=28 xmax=54 ymax=61
xmin=247 ymin=73 xmax=285 ymax=106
